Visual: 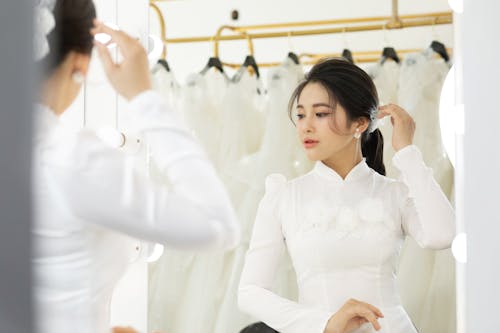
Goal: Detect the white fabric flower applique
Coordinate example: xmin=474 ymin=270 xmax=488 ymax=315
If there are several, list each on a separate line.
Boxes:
xmin=299 ymin=203 xmax=338 ymax=235
xmin=298 ymin=196 xmax=398 ymax=240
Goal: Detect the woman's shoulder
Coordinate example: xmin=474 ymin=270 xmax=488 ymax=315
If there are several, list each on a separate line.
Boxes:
xmin=264 ymin=173 xmax=288 ymax=194
xmin=372 ymin=171 xmax=410 ymax=204
xmin=265 ymin=169 xmax=316 ymax=191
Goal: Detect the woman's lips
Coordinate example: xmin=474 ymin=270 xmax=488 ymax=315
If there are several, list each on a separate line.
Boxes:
xmin=303 ymin=139 xmax=319 ymax=149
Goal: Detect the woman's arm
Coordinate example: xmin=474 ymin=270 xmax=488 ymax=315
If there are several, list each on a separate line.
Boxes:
xmin=42 ymin=91 xmax=239 ymax=251
xmin=393 ymin=145 xmax=455 ymax=249
xmin=238 ymin=175 xmax=332 ymax=333
xmin=378 ymin=104 xmax=455 ymax=249
xmin=40 ymin=23 xmax=240 ymax=251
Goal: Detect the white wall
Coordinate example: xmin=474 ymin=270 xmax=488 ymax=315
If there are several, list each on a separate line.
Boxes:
xmin=462 ymin=0 xmax=500 ymax=331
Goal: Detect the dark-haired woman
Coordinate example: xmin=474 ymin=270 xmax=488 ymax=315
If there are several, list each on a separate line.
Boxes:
xmin=238 ymin=58 xmax=455 ymax=333
xmin=33 ymin=1 xmax=239 ymax=333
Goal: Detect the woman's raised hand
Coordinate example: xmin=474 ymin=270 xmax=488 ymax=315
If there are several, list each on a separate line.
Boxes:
xmin=91 ymin=20 xmax=152 ymax=101
xmin=377 ymin=104 xmax=416 ymax=152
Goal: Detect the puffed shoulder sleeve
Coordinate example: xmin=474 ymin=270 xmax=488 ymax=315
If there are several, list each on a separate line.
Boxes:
xmin=238 ymin=174 xmax=332 ymax=333
xmin=262 ymin=174 xmax=287 ymax=208
xmin=392 ymin=145 xmax=456 ymax=249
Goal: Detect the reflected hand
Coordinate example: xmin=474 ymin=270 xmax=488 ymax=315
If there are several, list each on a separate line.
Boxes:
xmin=324 ymin=298 xmax=384 ymax=333
xmin=90 ymin=20 xmax=152 ymax=101
xmin=377 ymin=104 xmax=415 ymax=152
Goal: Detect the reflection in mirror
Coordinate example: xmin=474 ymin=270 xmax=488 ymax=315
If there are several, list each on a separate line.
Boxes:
xmin=144 ymin=2 xmax=458 ymax=333
xmin=23 ymin=0 xmax=457 ymax=333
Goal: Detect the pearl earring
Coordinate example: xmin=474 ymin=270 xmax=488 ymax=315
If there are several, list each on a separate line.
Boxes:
xmin=71 ymin=71 xmax=85 ymax=84
xmin=354 ymin=129 xmax=361 ymax=139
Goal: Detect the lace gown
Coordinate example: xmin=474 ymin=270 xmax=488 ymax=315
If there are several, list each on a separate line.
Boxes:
xmin=368 ymin=51 xmax=456 ymax=333
xmin=151 ymin=63 xmax=180 ymax=111
xmin=397 ymin=49 xmax=455 ymax=333
xmin=239 ymin=146 xmax=455 ymax=333
xmin=213 ymin=60 xmax=311 ymax=333
xmin=148 ymin=70 xmax=230 ymax=333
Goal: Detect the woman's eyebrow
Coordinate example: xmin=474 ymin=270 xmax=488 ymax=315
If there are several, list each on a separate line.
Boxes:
xmin=296 ymin=103 xmax=333 ymax=110
xmin=312 ymin=103 xmax=333 ymax=109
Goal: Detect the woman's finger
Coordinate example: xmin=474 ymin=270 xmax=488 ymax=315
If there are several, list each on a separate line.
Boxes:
xmin=91 ymin=21 xmax=134 ymax=52
xmin=94 ymin=40 xmax=116 ymax=75
xmin=376 ymin=110 xmax=391 ymax=119
xmin=360 ymin=311 xmax=381 ymax=331
xmin=365 ymin=303 xmax=384 ymax=318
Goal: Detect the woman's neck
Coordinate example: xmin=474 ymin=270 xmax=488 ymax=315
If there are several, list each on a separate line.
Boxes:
xmin=322 ymin=145 xmax=363 ymax=180
xmin=39 ymin=69 xmax=69 ymax=116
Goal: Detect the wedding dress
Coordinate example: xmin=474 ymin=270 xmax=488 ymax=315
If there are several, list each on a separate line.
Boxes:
xmin=397 ymin=48 xmax=455 ymax=333
xmin=239 ymin=145 xmax=455 ymax=333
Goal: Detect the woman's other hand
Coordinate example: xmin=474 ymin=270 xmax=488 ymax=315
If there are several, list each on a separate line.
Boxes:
xmin=324 ymin=298 xmax=384 ymax=333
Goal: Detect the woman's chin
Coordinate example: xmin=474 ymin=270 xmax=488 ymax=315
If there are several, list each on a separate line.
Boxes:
xmin=304 ymin=151 xmax=322 ymax=162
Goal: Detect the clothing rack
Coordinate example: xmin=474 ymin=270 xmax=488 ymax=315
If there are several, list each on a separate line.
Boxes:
xmin=149 ymin=0 xmax=453 ymax=65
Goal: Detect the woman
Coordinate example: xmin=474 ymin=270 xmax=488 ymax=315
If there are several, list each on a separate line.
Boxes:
xmin=33 ymin=1 xmax=240 ymax=332
xmin=238 ymin=58 xmax=455 ymax=333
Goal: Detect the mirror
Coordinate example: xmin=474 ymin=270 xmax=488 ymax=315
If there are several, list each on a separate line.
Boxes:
xmin=40 ymin=1 xmax=459 ymax=333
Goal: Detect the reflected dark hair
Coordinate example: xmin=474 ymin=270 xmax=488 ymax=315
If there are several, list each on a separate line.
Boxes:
xmin=38 ymin=0 xmax=96 ymax=75
xmin=288 ymin=58 xmax=386 ymax=176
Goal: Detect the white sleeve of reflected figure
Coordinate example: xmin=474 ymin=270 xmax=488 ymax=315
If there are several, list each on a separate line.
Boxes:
xmin=42 ymin=90 xmax=240 ymax=251
xmin=238 ymin=174 xmax=332 ymax=333
xmin=392 ymin=145 xmax=456 ymax=250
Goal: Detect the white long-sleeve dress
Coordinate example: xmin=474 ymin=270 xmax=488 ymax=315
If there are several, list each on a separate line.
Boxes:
xmin=32 ymin=91 xmax=240 ymax=333
xmin=238 ymin=145 xmax=455 ymax=333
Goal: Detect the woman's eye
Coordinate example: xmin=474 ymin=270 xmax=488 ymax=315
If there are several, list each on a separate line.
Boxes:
xmin=316 ymin=112 xmax=331 ymax=118
xmin=296 ymin=114 xmax=305 ymax=120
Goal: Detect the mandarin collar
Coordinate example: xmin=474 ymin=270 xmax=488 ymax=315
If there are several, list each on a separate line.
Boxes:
xmin=313 ymin=158 xmax=372 ymax=183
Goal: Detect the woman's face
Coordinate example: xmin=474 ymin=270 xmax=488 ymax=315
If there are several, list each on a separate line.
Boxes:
xmin=295 ymin=82 xmax=359 ymax=162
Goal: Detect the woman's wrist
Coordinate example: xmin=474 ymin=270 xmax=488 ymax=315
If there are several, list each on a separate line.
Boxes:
xmin=324 ymin=313 xmax=342 ymax=333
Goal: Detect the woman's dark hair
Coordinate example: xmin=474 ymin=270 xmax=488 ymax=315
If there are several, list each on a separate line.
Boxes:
xmin=38 ymin=0 xmax=96 ymax=75
xmin=288 ymin=58 xmax=386 ymax=176
xmin=239 ymin=322 xmax=280 ymax=333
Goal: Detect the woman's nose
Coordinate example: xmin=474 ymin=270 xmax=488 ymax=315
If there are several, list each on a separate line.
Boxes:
xmin=302 ymin=116 xmax=314 ymax=133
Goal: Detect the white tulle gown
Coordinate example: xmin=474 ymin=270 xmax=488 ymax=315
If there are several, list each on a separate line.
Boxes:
xmin=148 ymin=69 xmax=230 ymax=333
xmin=148 ymin=68 xmax=267 ymax=333
xmin=396 ymin=48 xmax=455 ymax=333
xmin=151 ymin=62 xmax=180 ymax=111
xmin=211 ymin=69 xmax=267 ymax=333
xmin=212 ymin=59 xmax=314 ymax=333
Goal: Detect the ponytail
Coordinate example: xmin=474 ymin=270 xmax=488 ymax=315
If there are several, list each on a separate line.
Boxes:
xmin=361 ymin=128 xmax=385 ymax=176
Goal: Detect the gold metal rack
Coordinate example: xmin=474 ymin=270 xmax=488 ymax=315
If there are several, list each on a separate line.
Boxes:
xmin=149 ymin=0 xmax=453 ymax=66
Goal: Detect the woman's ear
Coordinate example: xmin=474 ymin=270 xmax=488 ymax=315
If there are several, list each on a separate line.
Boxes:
xmin=353 ymin=117 xmax=370 ymax=134
xmin=71 ymin=51 xmax=91 ymax=76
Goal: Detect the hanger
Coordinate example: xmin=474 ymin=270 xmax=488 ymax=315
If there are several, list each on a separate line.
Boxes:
xmin=430 ymin=40 xmax=450 ymax=62
xmin=157 ymin=59 xmax=170 ymax=72
xmin=243 ymin=55 xmax=260 ymax=78
xmin=200 ymin=56 xmax=226 ymax=76
xmin=233 ymin=55 xmax=261 ymax=83
xmin=341 ymin=49 xmax=354 ymax=64
xmin=381 ymin=47 xmax=400 ymax=64
xmin=288 ymin=52 xmax=300 ymax=65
